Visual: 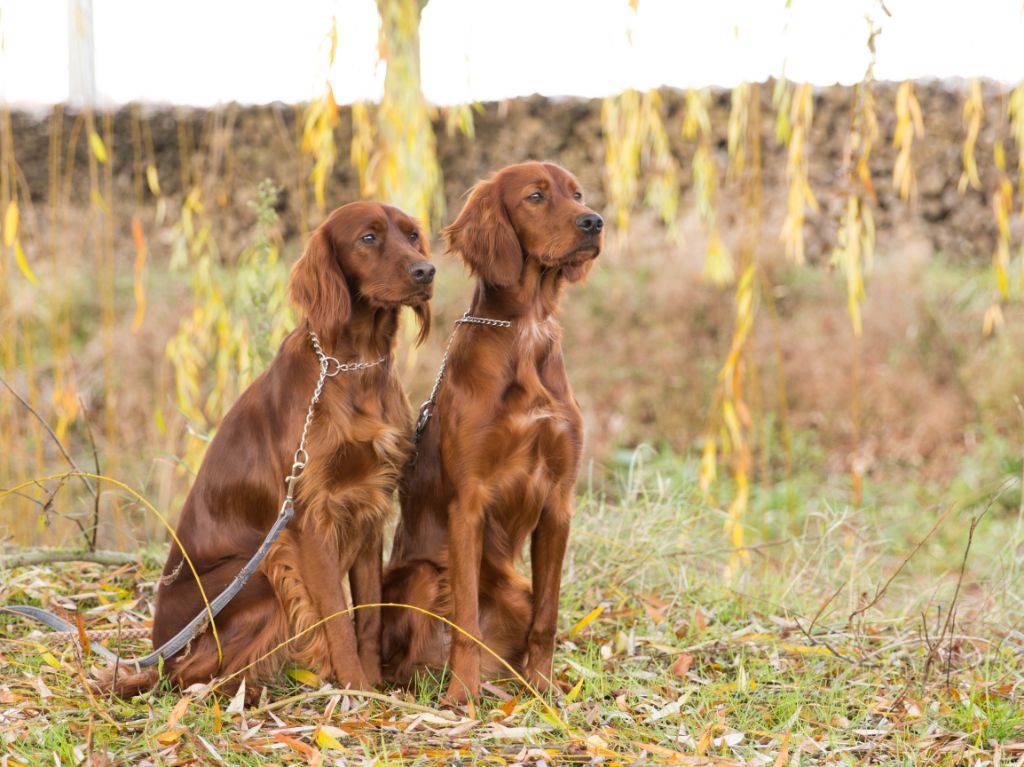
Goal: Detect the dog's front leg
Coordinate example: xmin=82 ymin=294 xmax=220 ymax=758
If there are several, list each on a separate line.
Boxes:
xmin=296 ymin=524 xmax=370 ymax=690
xmin=442 ymin=489 xmax=485 ymax=705
xmin=523 ymin=492 xmax=571 ymax=692
xmin=348 ymin=526 xmax=383 ymax=686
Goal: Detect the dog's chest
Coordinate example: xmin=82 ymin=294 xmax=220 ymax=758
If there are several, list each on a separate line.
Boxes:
xmin=502 ymin=330 xmax=582 ymax=470
xmin=301 ymin=381 xmax=411 ymax=534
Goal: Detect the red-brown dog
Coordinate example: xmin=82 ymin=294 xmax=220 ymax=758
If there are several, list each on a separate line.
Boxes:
xmin=383 ymin=162 xmax=603 ymax=703
xmin=142 ymin=202 xmax=432 ymax=694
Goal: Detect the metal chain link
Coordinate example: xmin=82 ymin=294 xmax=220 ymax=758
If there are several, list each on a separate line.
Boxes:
xmin=414 ymin=310 xmax=512 ymax=445
xmin=284 ymin=330 xmax=387 ymax=502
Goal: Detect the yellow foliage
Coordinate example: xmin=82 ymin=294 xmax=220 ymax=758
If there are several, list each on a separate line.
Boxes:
xmin=358 ymin=0 xmax=445 ymax=231
xmin=3 ymin=198 xmax=17 ymax=246
xmin=684 ymin=89 xmax=732 ymax=285
xmin=88 ymin=130 xmax=108 ymax=164
xmin=13 ymin=240 xmax=36 ymax=285
xmin=166 ymin=181 xmax=291 ymax=476
xmin=892 ymin=81 xmax=924 ymax=203
xmin=602 ymin=88 xmax=679 ymax=238
xmin=959 ymin=79 xmax=983 ymax=193
xmin=779 ymin=82 xmax=818 ymax=264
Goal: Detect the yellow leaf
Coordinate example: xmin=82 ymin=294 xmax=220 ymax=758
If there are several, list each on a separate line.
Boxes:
xmin=155 ymin=728 xmax=186 ymax=746
xmin=14 ymin=241 xmax=38 ymax=285
xmin=40 ymin=651 xmax=61 ymax=669
xmin=146 ymin=163 xmax=162 ymax=196
xmin=212 ymin=699 xmax=222 ymax=733
xmin=287 ymin=667 xmax=320 ymax=687
xmin=4 ymin=200 xmax=18 ymax=247
xmin=563 ymin=678 xmax=584 ymax=703
xmin=779 ymin=643 xmax=835 ymax=656
xmin=569 ymin=605 xmax=604 ymax=637
xmin=316 ymin=725 xmax=346 ymax=752
xmin=89 ymin=130 xmax=109 ymax=164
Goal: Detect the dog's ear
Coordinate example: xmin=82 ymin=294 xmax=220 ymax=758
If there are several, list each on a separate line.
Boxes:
xmin=288 ymin=227 xmax=351 ymax=337
xmin=443 ymin=180 xmax=523 ymax=287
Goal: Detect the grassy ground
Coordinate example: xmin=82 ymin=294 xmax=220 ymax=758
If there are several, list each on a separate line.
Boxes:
xmin=2 ymin=447 xmax=1022 ymax=766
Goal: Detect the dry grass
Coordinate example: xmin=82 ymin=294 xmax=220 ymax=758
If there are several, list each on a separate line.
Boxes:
xmin=2 ymin=448 xmax=1022 ymax=765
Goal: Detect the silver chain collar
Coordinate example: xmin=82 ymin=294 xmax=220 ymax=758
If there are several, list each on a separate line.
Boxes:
xmin=284 ymin=329 xmax=387 ymax=501
xmin=414 ymin=310 xmax=512 ymax=445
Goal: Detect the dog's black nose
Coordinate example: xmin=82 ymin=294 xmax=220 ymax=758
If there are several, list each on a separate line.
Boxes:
xmin=576 ymin=213 xmax=604 ymax=234
xmin=409 ymin=262 xmax=436 ymax=285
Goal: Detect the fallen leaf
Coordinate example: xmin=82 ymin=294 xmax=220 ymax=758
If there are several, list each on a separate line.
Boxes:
xmin=499 ymin=691 xmax=523 ymax=716
xmin=196 ymin=734 xmax=224 ymax=763
xmin=695 ymin=608 xmax=708 ymax=632
xmin=155 ymin=728 xmax=186 ymax=746
xmin=74 ymin=613 xmax=91 ymax=657
xmin=287 ymin=667 xmax=320 ymax=687
xmin=569 ymin=605 xmax=604 ymax=637
xmin=226 ymin=679 xmax=246 ymax=714
xmin=641 ymin=599 xmax=667 ymax=626
xmin=315 ymin=726 xmax=346 ymax=752
xmin=273 ymin=732 xmax=316 ymax=757
xmin=773 ymin=732 xmax=791 ymax=767
xmin=671 ymin=652 xmax=694 ymax=677
xmin=563 ymin=678 xmax=584 ymax=704
xmin=166 ymin=694 xmax=191 ymax=729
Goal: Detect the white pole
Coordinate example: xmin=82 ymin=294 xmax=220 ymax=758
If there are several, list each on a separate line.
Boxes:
xmin=67 ymin=0 xmax=95 ymax=107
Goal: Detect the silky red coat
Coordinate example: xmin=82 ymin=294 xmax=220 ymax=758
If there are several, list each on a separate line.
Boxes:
xmin=111 ymin=202 xmax=432 ymax=695
xmin=383 ymin=162 xmax=603 ymax=703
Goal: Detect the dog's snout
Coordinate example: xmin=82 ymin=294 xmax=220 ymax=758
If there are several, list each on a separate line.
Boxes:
xmin=409 ymin=261 xmax=436 ymax=285
xmin=576 ymin=213 xmax=604 ymax=234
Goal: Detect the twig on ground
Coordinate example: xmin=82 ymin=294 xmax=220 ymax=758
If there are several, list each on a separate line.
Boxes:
xmin=0 ymin=548 xmax=139 ymax=569
xmin=253 ymin=687 xmax=462 ymax=721
xmin=923 ymin=512 xmax=984 ymax=684
xmin=848 ymin=503 xmax=958 ymax=625
xmin=78 ymin=396 xmax=103 ymax=553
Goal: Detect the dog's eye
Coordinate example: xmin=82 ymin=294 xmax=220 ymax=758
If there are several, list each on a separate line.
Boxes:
xmin=527 ymin=191 xmax=544 ymax=203
xmin=409 ymin=231 xmax=419 ymax=244
xmin=573 ymin=191 xmax=583 ymax=201
xmin=361 ymin=233 xmax=377 ymax=244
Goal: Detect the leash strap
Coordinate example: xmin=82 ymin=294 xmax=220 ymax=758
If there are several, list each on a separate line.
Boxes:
xmin=414 ymin=310 xmax=511 ymax=445
xmin=3 ymin=330 xmax=384 ymax=670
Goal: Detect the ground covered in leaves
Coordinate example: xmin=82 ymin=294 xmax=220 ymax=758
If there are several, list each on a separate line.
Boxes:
xmin=2 ymin=450 xmax=1023 ymax=766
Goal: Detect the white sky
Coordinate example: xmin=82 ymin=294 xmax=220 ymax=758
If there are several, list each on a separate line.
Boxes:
xmin=1 ymin=0 xmax=1022 ymax=108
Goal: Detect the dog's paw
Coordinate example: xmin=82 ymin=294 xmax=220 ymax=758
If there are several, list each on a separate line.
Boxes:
xmin=440 ymin=679 xmax=477 ymax=708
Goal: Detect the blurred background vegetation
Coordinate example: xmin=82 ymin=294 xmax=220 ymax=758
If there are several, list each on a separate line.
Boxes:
xmin=1 ymin=1 xmax=1022 ymax=564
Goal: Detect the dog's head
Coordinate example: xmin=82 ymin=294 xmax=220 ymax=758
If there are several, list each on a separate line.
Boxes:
xmin=289 ymin=201 xmax=433 ymax=344
xmin=444 ymin=162 xmax=603 ymax=287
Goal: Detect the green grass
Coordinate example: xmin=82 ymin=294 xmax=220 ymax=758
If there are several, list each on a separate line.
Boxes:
xmin=2 ymin=447 xmax=1023 ymax=765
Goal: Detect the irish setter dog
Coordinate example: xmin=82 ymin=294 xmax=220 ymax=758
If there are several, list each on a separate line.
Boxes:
xmin=383 ymin=162 xmax=603 ymax=704
xmin=129 ymin=202 xmax=432 ymax=694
